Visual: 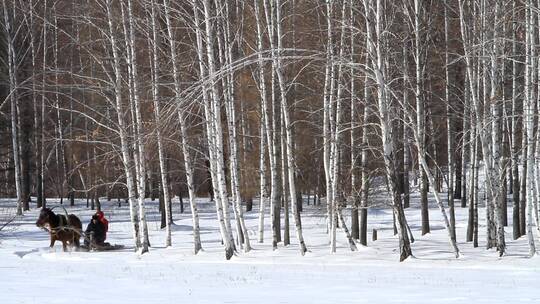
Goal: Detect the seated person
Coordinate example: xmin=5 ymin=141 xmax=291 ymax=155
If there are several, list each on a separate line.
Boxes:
xmin=95 ymin=211 xmax=109 ymax=240
xmin=84 ymin=214 xmax=106 ymax=247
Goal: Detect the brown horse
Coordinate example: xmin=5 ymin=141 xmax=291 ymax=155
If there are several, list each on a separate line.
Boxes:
xmin=36 ymin=207 xmax=82 ymax=251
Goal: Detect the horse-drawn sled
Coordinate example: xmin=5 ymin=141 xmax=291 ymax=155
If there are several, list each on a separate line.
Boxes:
xmin=79 ymin=233 xmax=125 ymax=251
xmin=79 ymin=242 xmax=125 ymax=251
xmin=36 ymin=207 xmax=125 ymax=252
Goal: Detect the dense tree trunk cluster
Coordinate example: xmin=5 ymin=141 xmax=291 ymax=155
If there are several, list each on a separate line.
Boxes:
xmin=1 ymin=0 xmax=540 ymax=260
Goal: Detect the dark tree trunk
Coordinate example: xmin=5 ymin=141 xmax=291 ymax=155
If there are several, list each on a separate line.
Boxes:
xmin=467 ymin=185 xmax=474 ymax=242
xmin=403 ymin=142 xmax=410 ymax=209
xmin=36 ymin=173 xmax=43 ymax=208
xmin=20 ymin=151 xmax=31 ymax=210
xmin=178 ymin=191 xmax=184 ymax=214
xmin=296 ymin=190 xmax=302 ymax=213
xmin=69 ymin=189 xmax=74 ymax=206
xmin=460 ymin=167 xmax=467 ymax=208
xmin=454 ymin=149 xmax=462 ymax=200
xmin=160 ymin=185 xmax=166 ymax=229
xmin=359 ymin=197 xmax=367 ymax=246
xmin=512 ymin=160 xmax=520 ymax=239
xmin=246 ymin=197 xmax=253 ymax=212
xmin=397 ymin=119 xmax=405 ymax=195
xmin=519 ymin=157 xmax=527 ymax=236
xmin=206 ymin=160 xmax=214 ymax=201
xmin=274 ymin=191 xmax=282 ymax=243
xmin=393 ymin=212 xmax=397 ymax=236
xmin=20 ymin=102 xmax=32 ymax=210
xmin=95 ymin=194 xmax=101 ymax=212
xmin=421 ymin=170 xmax=429 ymax=235
xmin=151 ymin=171 xmax=157 ymax=201
xmin=351 ymin=195 xmax=359 ymax=240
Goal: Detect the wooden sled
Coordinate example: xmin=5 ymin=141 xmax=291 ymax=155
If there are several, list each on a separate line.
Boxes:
xmin=79 ymin=242 xmax=125 ymax=251
xmin=80 ymin=234 xmax=125 ymax=251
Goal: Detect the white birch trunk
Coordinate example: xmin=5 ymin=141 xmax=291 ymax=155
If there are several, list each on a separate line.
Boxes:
xmin=215 ymin=22 xmax=244 ymax=249
xmin=1 ymin=0 xmax=22 ymax=215
xmin=128 ymin=0 xmax=150 ymax=253
xmin=412 ymin=0 xmax=429 ymax=235
xmin=459 ymin=0 xmax=510 ymax=255
xmin=193 ymin=0 xmax=235 ymax=258
xmin=323 ymin=0 xmax=335 ymax=237
xmin=262 ymin=0 xmax=282 ymax=249
xmin=488 ymin=1 xmax=505 ymax=254
xmin=444 ymin=0 xmax=456 ymax=241
xmin=330 ymin=0 xmax=351 ymax=253
xmin=53 ymin=9 xmax=67 ymax=203
xmin=359 ymin=36 xmax=371 ymax=247
xmin=202 ymin=0 xmax=236 ymax=253
xmin=397 ymin=3 xmax=460 ymax=255
xmin=105 ymin=0 xmax=140 ymax=249
xmin=524 ymin=0 xmax=537 ymax=255
xmin=534 ymin=0 xmax=540 ymax=237
xmin=148 ymin=0 xmax=171 ymax=247
xmin=350 ymin=0 xmax=359 ymax=240
xmin=29 ymin=0 xmax=42 ymax=208
xmin=253 ymin=0 xmax=269 ymax=244
xmin=221 ymin=1 xmax=251 ymax=251
xmin=410 ymin=126 xmax=460 ymax=257
xmin=40 ymin=0 xmax=48 ymax=208
xmin=402 ymin=44 xmax=411 ymax=210
xmin=258 ymin=116 xmax=267 ymax=243
xmin=510 ymin=0 xmax=521 ymax=240
xmin=281 ymin=113 xmax=290 ymax=246
xmin=364 ymin=0 xmax=412 ymax=261
xmin=162 ymin=0 xmax=202 ymax=254
xmin=275 ymin=0 xmax=307 ymax=255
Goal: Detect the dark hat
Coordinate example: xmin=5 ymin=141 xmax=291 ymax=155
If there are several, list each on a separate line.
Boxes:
xmin=92 ymin=215 xmax=99 ymax=220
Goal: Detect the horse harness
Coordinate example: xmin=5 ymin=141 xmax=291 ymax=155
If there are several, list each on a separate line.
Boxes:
xmin=50 ymin=214 xmax=77 ymax=236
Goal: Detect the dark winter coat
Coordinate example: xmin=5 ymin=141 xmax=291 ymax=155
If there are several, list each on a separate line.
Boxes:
xmin=85 ymin=217 xmax=106 ymax=245
xmin=95 ymin=211 xmax=109 ymax=238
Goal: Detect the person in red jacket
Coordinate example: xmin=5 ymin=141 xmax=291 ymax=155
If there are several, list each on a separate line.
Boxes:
xmin=95 ymin=211 xmax=109 ymax=240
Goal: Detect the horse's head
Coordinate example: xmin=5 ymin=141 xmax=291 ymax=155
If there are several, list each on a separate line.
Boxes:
xmin=36 ymin=208 xmax=52 ymax=228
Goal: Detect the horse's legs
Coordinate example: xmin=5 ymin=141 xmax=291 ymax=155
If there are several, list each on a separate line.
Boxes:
xmin=49 ymin=235 xmax=56 ymax=248
xmin=62 ymin=241 xmax=68 ymax=252
xmin=74 ymin=233 xmax=80 ymax=248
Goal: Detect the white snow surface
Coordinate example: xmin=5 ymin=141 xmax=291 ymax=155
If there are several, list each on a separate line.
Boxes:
xmin=1 ymin=195 xmax=540 ymax=304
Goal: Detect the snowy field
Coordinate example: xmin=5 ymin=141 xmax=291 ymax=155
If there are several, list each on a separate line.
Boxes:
xmin=1 ymin=195 xmax=540 ymax=304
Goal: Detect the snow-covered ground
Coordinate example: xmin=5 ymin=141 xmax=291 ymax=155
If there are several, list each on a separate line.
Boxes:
xmin=1 ymin=194 xmax=540 ymax=303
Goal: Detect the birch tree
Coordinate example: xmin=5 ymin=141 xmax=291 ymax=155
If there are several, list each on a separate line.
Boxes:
xmin=459 ymin=0 xmax=507 ymax=255
xmin=363 ymin=0 xmax=412 ymax=261
xmin=444 ymin=0 xmax=456 ymax=240
xmin=261 ymin=0 xmax=283 ymax=249
xmin=524 ymin=0 xmax=536 ymax=255
xmin=193 ymin=0 xmax=236 ymax=259
xmin=2 ymin=0 xmax=23 ymax=215
xmin=405 ymin=0 xmax=429 ymax=235
xmin=162 ymin=0 xmax=202 ymax=254
xmin=146 ymin=0 xmax=171 ymax=247
xmin=104 ymin=0 xmax=141 ymax=250
xmin=271 ymin=0 xmax=307 ymax=255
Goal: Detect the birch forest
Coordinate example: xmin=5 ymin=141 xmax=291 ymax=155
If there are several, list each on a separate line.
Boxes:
xmin=2 ymin=0 xmax=540 ymax=261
